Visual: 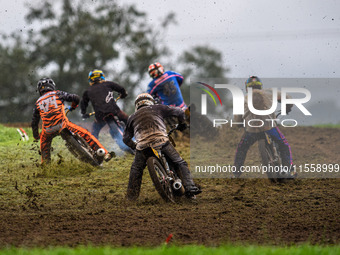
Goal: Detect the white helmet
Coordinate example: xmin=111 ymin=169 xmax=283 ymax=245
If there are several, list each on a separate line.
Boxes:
xmin=135 ymin=93 xmax=155 ymax=111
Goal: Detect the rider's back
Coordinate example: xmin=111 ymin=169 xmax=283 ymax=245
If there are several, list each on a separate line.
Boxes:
xmin=147 ymin=71 xmax=185 ymax=107
xmin=82 ymin=81 xmax=125 ymax=114
xmin=34 ymin=90 xmax=78 ymax=133
xmin=124 ymin=104 xmax=185 ymax=150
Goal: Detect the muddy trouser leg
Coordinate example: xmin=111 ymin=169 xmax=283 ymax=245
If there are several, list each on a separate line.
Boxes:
xmin=161 ymin=143 xmax=195 ymax=188
xmin=106 ymin=118 xmax=133 ymax=152
xmin=127 ymin=150 xmax=146 ymax=200
xmin=233 ymin=132 xmax=258 ymax=177
xmin=40 ymin=132 xmax=57 ymax=163
xmin=265 ymin=127 xmax=293 ymax=167
xmin=92 ymin=120 xmax=105 ymax=139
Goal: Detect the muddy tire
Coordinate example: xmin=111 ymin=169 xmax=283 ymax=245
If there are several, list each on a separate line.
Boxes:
xmin=62 ymin=130 xmax=99 ymax=167
xmin=258 ymin=139 xmax=278 ymax=182
xmin=147 ymin=157 xmax=175 ymax=203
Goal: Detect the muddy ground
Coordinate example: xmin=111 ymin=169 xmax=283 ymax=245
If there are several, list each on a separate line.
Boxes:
xmin=0 ymin=126 xmax=339 ymax=247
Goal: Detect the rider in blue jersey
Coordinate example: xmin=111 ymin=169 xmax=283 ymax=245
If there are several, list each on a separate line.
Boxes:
xmin=147 ymin=62 xmax=187 ymax=110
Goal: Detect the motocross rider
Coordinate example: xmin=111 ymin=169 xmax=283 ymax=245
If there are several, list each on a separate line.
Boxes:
xmin=233 ymin=76 xmax=296 ymax=178
xmin=147 ymin=62 xmax=187 ymax=110
xmin=123 ymin=93 xmax=201 ymax=200
xmin=31 ymin=78 xmax=111 ymax=164
xmin=80 ymin=69 xmax=132 ymax=154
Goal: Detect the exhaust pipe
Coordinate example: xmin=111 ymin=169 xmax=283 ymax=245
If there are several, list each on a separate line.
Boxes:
xmin=96 ymin=148 xmax=106 ymax=157
xmin=173 ymin=179 xmax=183 ymax=190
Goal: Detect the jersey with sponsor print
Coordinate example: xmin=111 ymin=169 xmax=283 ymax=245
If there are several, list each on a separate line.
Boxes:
xmin=31 ymin=91 xmax=79 ymax=139
xmin=147 ymin=71 xmax=186 ymax=108
xmin=80 ymin=81 xmax=127 ymax=116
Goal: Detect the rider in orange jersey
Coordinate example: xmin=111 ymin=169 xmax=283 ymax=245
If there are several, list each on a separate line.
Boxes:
xmin=31 ymin=78 xmax=111 ymax=164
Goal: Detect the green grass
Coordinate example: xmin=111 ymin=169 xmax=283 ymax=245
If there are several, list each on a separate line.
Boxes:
xmin=313 ymin=123 xmax=340 ymax=128
xmin=0 ymin=245 xmax=339 ymax=255
xmin=0 ymin=125 xmax=31 ymax=145
xmin=0 ymin=124 xmax=130 ymax=210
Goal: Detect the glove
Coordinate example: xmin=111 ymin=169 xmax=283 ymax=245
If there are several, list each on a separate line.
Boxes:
xmin=81 ymin=113 xmax=90 ymax=119
xmin=120 ymin=92 xmax=128 ymax=99
xmin=130 ymin=141 xmax=137 ymax=150
xmin=33 ymin=132 xmax=40 ymax=141
xmin=71 ymin=102 xmax=78 ymax=109
xmin=66 ymin=106 xmax=75 ymax=112
xmin=177 ymin=123 xmax=188 ymax=132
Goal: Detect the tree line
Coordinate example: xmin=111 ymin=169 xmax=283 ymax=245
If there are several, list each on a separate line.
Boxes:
xmin=0 ymin=0 xmax=229 ymax=122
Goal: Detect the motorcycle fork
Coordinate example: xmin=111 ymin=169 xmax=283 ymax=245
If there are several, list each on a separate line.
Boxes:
xmin=264 ymin=133 xmax=279 ymax=163
xmin=151 ymin=147 xmax=171 ymax=174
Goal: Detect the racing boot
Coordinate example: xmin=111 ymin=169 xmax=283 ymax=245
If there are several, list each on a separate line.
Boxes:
xmin=97 ymin=149 xmax=115 ymax=165
xmin=185 ymin=185 xmax=202 ymax=199
xmin=104 ymin=151 xmax=116 ymax=162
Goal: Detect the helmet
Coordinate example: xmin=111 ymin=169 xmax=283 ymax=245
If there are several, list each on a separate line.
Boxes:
xmin=245 ymin=76 xmax=263 ymax=90
xmin=148 ymin=62 xmax=164 ymax=79
xmin=37 ymin=78 xmax=56 ymax=95
xmin=134 ymin=93 xmax=155 ymax=111
xmin=88 ymin=69 xmax=105 ymax=85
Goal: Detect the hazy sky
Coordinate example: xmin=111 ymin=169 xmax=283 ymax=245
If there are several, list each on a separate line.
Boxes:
xmin=121 ymin=0 xmax=340 ymax=78
xmin=1 ymin=0 xmax=339 ymax=78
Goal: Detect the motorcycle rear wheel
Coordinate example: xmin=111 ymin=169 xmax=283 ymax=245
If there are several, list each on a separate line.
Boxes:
xmin=62 ymin=130 xmax=99 ymax=167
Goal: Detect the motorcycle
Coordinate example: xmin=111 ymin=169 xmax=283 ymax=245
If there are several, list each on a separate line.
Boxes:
xmin=145 ymin=125 xmax=186 ymax=202
xmin=63 ymin=107 xmax=106 ymax=167
xmin=82 ymin=95 xmax=134 ymax=154
xmin=257 ymin=112 xmax=295 ymax=182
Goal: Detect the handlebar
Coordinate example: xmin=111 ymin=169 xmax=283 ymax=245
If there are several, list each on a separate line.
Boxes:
xmin=276 ymin=109 xmax=291 ymax=118
xmin=168 ymin=125 xmax=178 ymax=137
xmin=276 ymin=110 xmax=281 ymax=118
xmin=65 ymin=106 xmax=72 ymax=115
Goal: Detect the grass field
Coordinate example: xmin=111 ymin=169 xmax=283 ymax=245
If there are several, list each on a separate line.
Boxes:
xmin=313 ymin=124 xmax=340 ymax=128
xmin=0 ymin=124 xmax=339 ymax=254
xmin=0 ymin=245 xmax=339 ymax=255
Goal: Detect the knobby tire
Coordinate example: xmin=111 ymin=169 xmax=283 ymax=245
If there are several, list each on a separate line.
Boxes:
xmin=147 ymin=157 xmax=175 ymax=203
xmin=258 ymin=139 xmax=278 ymax=182
xmin=63 ymin=131 xmax=99 ymax=167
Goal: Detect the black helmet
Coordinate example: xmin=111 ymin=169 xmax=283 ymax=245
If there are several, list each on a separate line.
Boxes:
xmin=245 ymin=76 xmax=263 ymax=90
xmin=37 ymin=78 xmax=56 ymax=95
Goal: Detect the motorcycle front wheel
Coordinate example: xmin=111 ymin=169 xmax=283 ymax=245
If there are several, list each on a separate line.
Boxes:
xmin=147 ymin=157 xmax=175 ymax=203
